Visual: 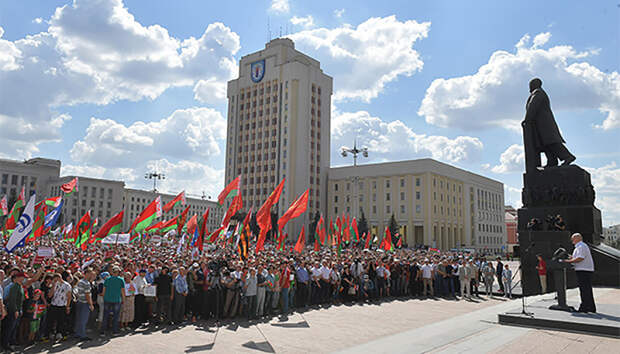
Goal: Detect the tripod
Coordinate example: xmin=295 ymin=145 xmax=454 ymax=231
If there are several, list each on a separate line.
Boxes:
xmin=506 ymin=239 xmax=535 ymax=317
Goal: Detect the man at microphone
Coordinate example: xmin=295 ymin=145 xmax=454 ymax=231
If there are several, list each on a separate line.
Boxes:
xmin=561 ymin=233 xmax=596 ymax=313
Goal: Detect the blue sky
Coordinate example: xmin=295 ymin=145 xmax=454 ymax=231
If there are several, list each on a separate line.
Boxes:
xmin=0 ymin=0 xmax=618 ymax=225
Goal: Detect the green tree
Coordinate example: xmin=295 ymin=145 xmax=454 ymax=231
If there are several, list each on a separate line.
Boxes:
xmin=358 ymin=208 xmax=369 ymax=237
xmin=388 ymin=213 xmax=399 ymax=238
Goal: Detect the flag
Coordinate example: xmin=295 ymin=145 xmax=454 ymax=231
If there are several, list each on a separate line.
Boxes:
xmin=198 ymin=209 xmax=210 ymax=252
xmin=218 ymin=175 xmax=240 ymax=206
xmin=186 ymin=214 xmax=198 ymax=235
xmin=5 ymin=193 xmax=36 ymax=252
xmin=61 ymin=177 xmax=79 ymax=195
xmin=364 ymin=232 xmax=371 ymax=249
xmin=63 ymin=222 xmax=74 ymax=240
xmin=94 ymin=211 xmax=124 ymax=240
xmin=44 ymin=196 xmax=63 ymax=208
xmin=74 ymin=211 xmax=92 ymax=249
xmin=129 ymin=196 xmax=163 ymax=234
xmin=239 ymin=221 xmax=249 ymax=260
xmin=396 ymin=234 xmax=403 ymax=248
xmin=294 ymin=226 xmax=306 ymax=253
xmin=177 ymin=232 xmax=186 ymax=254
xmin=315 ymin=217 xmax=322 ymax=248
xmin=352 ymin=217 xmax=359 ymax=242
xmin=314 ymin=236 xmax=320 ymax=252
xmin=177 ymin=206 xmax=190 ymax=234
xmin=208 ymin=225 xmax=225 ymax=243
xmin=160 ymin=217 xmax=178 ymax=233
xmin=429 ymin=247 xmax=440 ymax=253
xmin=29 ymin=204 xmax=47 ymax=241
xmin=1 ymin=195 xmax=7 ymax=216
xmin=44 ymin=199 xmax=63 ymax=229
xmin=145 ymin=221 xmax=162 ymax=234
xmin=163 ymin=191 xmax=186 ymax=213
xmin=381 ymin=226 xmax=393 ymax=251
xmin=277 ymin=189 xmax=309 ymax=232
xmin=4 ymin=186 xmax=25 ymax=230
xmin=256 ymin=178 xmax=285 ymax=253
xmin=317 ymin=215 xmax=326 ymax=245
xmin=221 ymin=193 xmax=243 ymax=228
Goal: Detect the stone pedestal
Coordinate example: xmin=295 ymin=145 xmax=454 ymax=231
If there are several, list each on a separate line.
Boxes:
xmin=517 ymin=165 xmax=616 ymax=295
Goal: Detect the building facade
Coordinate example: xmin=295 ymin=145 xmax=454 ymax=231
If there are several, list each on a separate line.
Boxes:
xmin=225 ymin=38 xmax=332 ymax=237
xmin=602 ymin=224 xmax=619 ymax=247
xmin=328 ymin=159 xmax=506 ymax=253
xmin=505 ymin=206 xmax=518 ymax=254
xmin=0 ymin=158 xmax=61 ymax=201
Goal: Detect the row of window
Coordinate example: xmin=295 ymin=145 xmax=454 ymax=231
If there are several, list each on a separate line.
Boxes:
xmin=334 ymin=204 xmax=422 ymax=216
xmin=478 ymin=223 xmax=503 ymax=233
xmin=1 ymin=174 xmax=37 ymax=188
xmin=433 ymin=178 xmax=462 ymax=194
xmin=334 ymin=177 xmax=422 ymax=192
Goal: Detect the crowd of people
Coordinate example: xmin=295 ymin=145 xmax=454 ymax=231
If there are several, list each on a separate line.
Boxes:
xmin=0 ymin=239 xmax=514 ymax=351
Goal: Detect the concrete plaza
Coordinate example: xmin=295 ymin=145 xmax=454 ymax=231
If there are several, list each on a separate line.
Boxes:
xmin=23 ymin=287 xmax=618 ymax=353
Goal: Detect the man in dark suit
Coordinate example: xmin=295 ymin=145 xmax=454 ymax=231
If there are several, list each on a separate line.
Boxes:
xmin=496 ymin=257 xmax=504 ymax=294
xmin=522 ymin=78 xmax=576 ymax=172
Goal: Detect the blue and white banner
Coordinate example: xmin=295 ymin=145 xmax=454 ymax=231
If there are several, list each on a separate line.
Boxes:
xmin=44 ymin=199 xmax=63 ymax=229
xmin=6 ymin=194 xmax=36 ymax=253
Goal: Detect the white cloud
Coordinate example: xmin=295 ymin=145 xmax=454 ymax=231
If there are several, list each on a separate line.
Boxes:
xmin=70 ymin=107 xmax=226 ymax=168
xmin=290 ymin=15 xmax=315 ymax=29
xmin=331 ymin=109 xmax=483 ymax=165
xmin=145 ymin=159 xmax=224 ymax=199
xmin=60 ymin=164 xmax=106 ymax=178
xmin=289 ymin=16 xmax=430 ymax=102
xmin=334 ymin=9 xmax=345 ymax=18
xmin=33 ymin=18 xmax=44 ymax=24
xmin=270 ymin=0 xmax=290 ymax=14
xmin=193 ymin=79 xmax=227 ymax=104
xmin=585 ymin=162 xmax=620 ymax=226
xmin=0 ymin=0 xmax=239 ymax=158
xmin=504 ymin=185 xmax=522 ymax=209
xmin=492 ymin=144 xmax=524 ymax=173
xmin=418 ymin=32 xmax=620 ymax=131
xmin=0 ymin=27 xmax=22 ymax=71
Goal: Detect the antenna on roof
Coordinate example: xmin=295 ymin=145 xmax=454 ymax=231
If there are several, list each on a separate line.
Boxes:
xmin=267 ymin=17 xmax=271 ymax=41
xmin=279 ymin=26 xmax=282 ymax=38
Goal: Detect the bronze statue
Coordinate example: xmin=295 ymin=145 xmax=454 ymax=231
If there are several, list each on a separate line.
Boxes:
xmin=522 ymin=78 xmax=576 ymax=173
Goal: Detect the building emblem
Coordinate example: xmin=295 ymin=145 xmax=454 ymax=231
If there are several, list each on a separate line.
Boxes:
xmin=251 ymin=59 xmax=265 ymax=83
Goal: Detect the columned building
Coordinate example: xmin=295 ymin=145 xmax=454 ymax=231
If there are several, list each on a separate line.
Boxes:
xmin=225 ymin=38 xmax=332 ymax=237
xmin=328 ymin=159 xmax=506 ymax=253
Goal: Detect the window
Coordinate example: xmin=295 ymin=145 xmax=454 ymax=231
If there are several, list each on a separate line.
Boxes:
xmin=108 ymin=189 xmax=113 ymax=199
xmin=386 ymin=205 xmax=391 ymax=214
xmin=346 ymin=183 xmax=350 ymax=191
xmin=386 ymin=180 xmax=391 ymax=188
xmin=416 ymin=191 xmax=421 ymax=200
xmin=416 ymin=178 xmax=420 ymax=187
xmin=386 ymin=193 xmax=390 ymax=201
xmin=400 ymin=179 xmax=405 ymax=188
xmin=400 ymin=192 xmax=405 ymax=201
xmin=373 ymin=181 xmax=377 ymax=189
xmin=372 ymin=193 xmax=376 ymax=202
xmin=400 ymin=205 xmax=405 ymax=214
xmin=373 ymin=205 xmax=377 ymax=214
xmin=416 ymin=205 xmax=421 ymax=213
xmin=1 ymin=174 xmax=7 ymax=184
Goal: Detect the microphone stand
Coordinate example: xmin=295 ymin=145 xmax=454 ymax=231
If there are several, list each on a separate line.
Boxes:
xmin=506 ymin=233 xmax=535 ymax=317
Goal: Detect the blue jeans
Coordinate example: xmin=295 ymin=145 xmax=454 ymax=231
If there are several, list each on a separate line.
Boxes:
xmin=74 ymin=302 xmax=91 ymax=338
xmin=102 ymin=302 xmax=121 ymax=333
xmin=281 ymin=288 xmax=289 ymax=314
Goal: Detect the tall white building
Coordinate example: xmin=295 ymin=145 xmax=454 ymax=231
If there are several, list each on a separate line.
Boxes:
xmin=0 ymin=157 xmax=61 ymax=200
xmin=225 ymin=38 xmax=332 ymax=236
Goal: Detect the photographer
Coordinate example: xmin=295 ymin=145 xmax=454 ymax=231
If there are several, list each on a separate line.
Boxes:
xmin=553 ymin=215 xmax=566 ymax=231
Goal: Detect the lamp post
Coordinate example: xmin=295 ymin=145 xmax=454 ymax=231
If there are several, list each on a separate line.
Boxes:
xmin=341 ymin=140 xmax=369 ymax=219
xmin=145 ymin=172 xmax=165 ymax=193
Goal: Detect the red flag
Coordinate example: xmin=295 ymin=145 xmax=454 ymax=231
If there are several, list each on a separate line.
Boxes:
xmin=94 ymin=211 xmax=124 ymax=240
xmin=186 ymin=214 xmax=198 ymax=235
xmin=381 ymin=227 xmax=393 ymax=251
xmin=397 ymin=235 xmax=403 ymax=248
xmin=129 ymin=196 xmax=163 ymax=234
xmin=61 ymin=177 xmax=79 ymax=194
xmin=221 ymin=193 xmax=243 ymax=228
xmin=294 ymin=226 xmax=305 ymax=253
xmin=208 ymin=225 xmax=225 ymax=243
xmin=352 ymin=217 xmax=359 ymax=242
xmin=177 ymin=206 xmax=190 ymax=234
xmin=1 ymin=195 xmax=7 ymax=216
xmin=277 ymin=189 xmax=309 ymax=232
xmin=163 ymin=191 xmax=186 ymax=212
xmin=314 ymin=235 xmax=320 ymax=252
xmin=364 ymin=232 xmax=371 ymax=249
xmin=218 ymin=175 xmax=240 ymax=205
xmin=198 ymin=209 xmax=210 ymax=251
xmin=255 ymin=178 xmax=285 ymax=253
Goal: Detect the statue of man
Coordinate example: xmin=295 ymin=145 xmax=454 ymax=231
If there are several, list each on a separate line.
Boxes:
xmin=522 ymin=78 xmax=576 ymax=172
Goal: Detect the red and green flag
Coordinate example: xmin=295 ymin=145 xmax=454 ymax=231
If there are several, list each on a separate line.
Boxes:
xmin=27 ymin=204 xmax=47 ymax=242
xmin=94 ymin=211 xmax=124 ymax=240
xmin=380 ymin=226 xmax=394 ymax=251
xmin=44 ymin=196 xmax=62 ymax=208
xmin=1 ymin=195 xmax=8 ymax=216
xmin=221 ymin=193 xmax=243 ymax=228
xmin=4 ymin=186 xmax=25 ymax=231
xmin=255 ymin=178 xmax=285 ymax=253
xmin=74 ymin=210 xmax=92 ymax=249
xmin=129 ymin=196 xmax=162 ymax=234
xmin=163 ymin=191 xmax=186 ymax=213
xmin=145 ymin=221 xmax=162 ymax=234
xmin=197 ymin=208 xmax=210 ymax=251
xmin=294 ymin=226 xmax=306 ymax=253
xmin=218 ymin=175 xmax=240 ymax=206
xmin=177 ymin=206 xmax=190 ymax=234
xmin=160 ymin=217 xmax=178 ymax=233
xmin=61 ymin=177 xmax=79 ymax=195
xmin=352 ymin=217 xmax=359 ymax=242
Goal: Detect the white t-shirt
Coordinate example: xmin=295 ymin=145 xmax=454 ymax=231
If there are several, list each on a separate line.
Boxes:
xmin=52 ymin=280 xmax=72 ymax=307
xmin=572 ymin=241 xmax=595 ymax=272
xmin=421 ymin=264 xmax=433 ymax=279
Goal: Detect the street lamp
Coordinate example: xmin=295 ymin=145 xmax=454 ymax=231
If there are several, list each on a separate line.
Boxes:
xmin=145 ymin=172 xmax=165 ymax=192
xmin=341 ymin=140 xmax=369 ymax=219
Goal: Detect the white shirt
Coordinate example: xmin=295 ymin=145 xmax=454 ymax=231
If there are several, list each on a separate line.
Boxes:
xmin=572 ymin=241 xmax=595 ymax=272
xmin=133 ymin=275 xmax=148 ymax=295
xmin=311 ymin=267 xmax=322 ymax=280
xmin=319 ymin=266 xmax=331 ymax=280
xmin=421 ymin=264 xmax=433 ymax=278
xmin=51 ymin=280 xmax=72 ymax=307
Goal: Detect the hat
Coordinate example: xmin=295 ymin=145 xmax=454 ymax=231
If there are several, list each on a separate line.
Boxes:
xmin=139 ymin=269 xmax=147 ymax=273
xmin=100 ymin=272 xmax=110 ymax=280
xmin=34 ymin=289 xmax=43 ymax=296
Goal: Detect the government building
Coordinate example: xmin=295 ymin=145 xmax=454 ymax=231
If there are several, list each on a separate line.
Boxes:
xmin=1 ymin=158 xmax=221 ymax=233
xmin=225 ymin=38 xmax=332 ymax=236
xmin=328 ymin=159 xmax=506 ymax=254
